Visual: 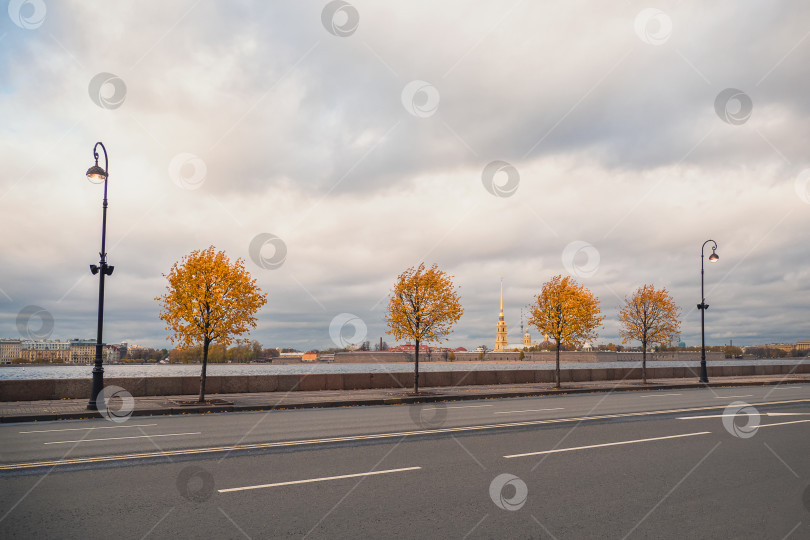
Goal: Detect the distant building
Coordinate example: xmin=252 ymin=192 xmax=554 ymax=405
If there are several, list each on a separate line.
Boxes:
xmin=1 ymin=339 xmax=122 ymax=364
xmin=70 ymin=339 xmax=96 ymax=364
xmin=0 ymin=340 xmax=21 ymax=363
xmin=796 ymin=340 xmax=810 ymax=352
xmin=21 ymin=340 xmax=71 ymax=363
xmin=766 ymin=343 xmax=795 ymax=353
xmin=105 ymin=345 xmax=120 ymax=364
xmin=302 ymin=351 xmax=319 ymax=362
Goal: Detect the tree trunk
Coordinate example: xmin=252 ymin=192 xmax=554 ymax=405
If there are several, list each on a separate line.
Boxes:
xmin=413 ymin=339 xmax=420 ymax=394
xmin=641 ymin=339 xmax=647 ymax=384
xmin=199 ymin=337 xmax=210 ymax=403
xmin=555 ymin=341 xmax=561 ymax=389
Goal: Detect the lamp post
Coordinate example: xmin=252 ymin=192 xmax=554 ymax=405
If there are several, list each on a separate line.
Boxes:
xmin=86 ymin=142 xmax=114 ymax=410
xmin=697 ymin=239 xmax=719 ymax=383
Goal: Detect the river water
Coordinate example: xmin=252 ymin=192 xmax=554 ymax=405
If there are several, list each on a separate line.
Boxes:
xmin=0 ymin=359 xmax=807 ymax=380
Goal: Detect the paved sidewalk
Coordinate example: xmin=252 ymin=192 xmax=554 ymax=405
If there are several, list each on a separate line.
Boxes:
xmin=2 ymin=374 xmax=809 ymax=423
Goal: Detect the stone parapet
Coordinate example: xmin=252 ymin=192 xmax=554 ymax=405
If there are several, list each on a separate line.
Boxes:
xmin=1 ymin=362 xmax=808 ymax=401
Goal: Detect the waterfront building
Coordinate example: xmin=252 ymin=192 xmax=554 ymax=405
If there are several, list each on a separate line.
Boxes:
xmin=1 ymin=339 xmax=121 ymax=364
xmin=796 ymin=340 xmax=810 ymax=352
xmin=20 ymin=340 xmax=71 ymax=363
xmin=70 ymin=339 xmax=96 ymax=364
xmin=0 ymin=339 xmax=22 ymax=363
xmin=104 ymin=345 xmax=121 ymax=364
xmin=495 ymin=278 xmax=508 ymax=352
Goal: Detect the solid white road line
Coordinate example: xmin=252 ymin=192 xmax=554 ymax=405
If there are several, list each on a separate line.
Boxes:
xmin=714 ymin=395 xmax=753 ymax=399
xmin=640 ymin=393 xmax=682 ymax=397
xmin=218 ymin=466 xmax=422 ymax=493
xmin=762 ymin=412 xmax=810 ymax=416
xmin=423 ymin=404 xmax=493 ymax=410
xmin=494 ymin=408 xmax=565 ymax=414
xmin=504 ymin=432 xmax=711 ymax=458
xmin=44 ymin=432 xmax=201 ymax=445
xmin=20 ymin=424 xmax=158 ymax=434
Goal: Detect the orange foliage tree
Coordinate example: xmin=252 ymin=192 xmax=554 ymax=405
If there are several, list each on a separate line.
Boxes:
xmin=618 ymin=284 xmax=681 ymax=384
xmin=157 ymin=246 xmax=267 ymax=402
xmin=385 ymin=263 xmax=463 ymax=393
xmin=529 ymin=275 xmax=603 ymax=388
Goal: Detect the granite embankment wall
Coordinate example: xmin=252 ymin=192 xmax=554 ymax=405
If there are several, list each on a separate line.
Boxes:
xmin=334 ymin=351 xmax=726 ymax=363
xmin=1 ymin=362 xmax=808 ymax=401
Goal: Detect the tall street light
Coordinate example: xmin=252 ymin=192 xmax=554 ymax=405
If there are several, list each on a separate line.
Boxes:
xmin=697 ymin=239 xmax=719 ymax=383
xmin=86 ymin=142 xmax=114 ymax=410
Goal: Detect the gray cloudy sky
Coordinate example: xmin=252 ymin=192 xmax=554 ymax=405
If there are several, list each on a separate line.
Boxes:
xmin=1 ymin=1 xmax=809 ymax=350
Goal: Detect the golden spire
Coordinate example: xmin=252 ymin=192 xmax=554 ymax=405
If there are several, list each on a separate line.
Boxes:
xmin=496 ymin=277 xmax=507 ymax=351
xmin=499 ymin=277 xmax=503 ymax=315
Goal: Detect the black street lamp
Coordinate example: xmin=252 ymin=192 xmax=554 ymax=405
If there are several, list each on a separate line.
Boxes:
xmin=697 ymin=239 xmax=719 ymax=383
xmin=86 ymin=142 xmax=114 ymax=410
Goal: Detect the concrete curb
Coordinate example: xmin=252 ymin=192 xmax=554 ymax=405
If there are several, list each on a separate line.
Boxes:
xmin=2 ymin=378 xmax=807 ymax=424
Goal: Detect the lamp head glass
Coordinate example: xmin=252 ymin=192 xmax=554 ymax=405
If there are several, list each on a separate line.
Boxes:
xmin=86 ymin=165 xmax=107 ymax=184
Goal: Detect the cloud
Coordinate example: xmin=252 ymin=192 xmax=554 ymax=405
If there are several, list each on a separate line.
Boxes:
xmin=1 ymin=1 xmax=809 ymax=350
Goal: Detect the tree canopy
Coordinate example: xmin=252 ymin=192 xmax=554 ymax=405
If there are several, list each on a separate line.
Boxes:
xmin=385 ymin=263 xmax=463 ymax=393
xmin=156 ymin=246 xmax=267 ymax=401
xmin=529 ymin=274 xmax=603 ymax=388
xmin=618 ymin=284 xmax=681 ymax=383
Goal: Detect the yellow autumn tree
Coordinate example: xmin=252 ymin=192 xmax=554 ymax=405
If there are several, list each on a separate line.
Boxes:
xmin=618 ymin=284 xmax=681 ymax=384
xmin=529 ymin=275 xmax=603 ymax=388
xmin=157 ymin=246 xmax=267 ymax=402
xmin=385 ymin=263 xmax=463 ymax=393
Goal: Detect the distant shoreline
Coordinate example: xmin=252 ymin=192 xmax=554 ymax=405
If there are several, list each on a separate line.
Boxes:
xmin=2 ymin=357 xmax=805 ymax=367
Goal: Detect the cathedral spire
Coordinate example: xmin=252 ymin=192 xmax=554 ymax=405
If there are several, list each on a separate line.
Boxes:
xmin=495 ymin=277 xmax=507 ymax=351
xmin=499 ymin=277 xmax=503 ymax=315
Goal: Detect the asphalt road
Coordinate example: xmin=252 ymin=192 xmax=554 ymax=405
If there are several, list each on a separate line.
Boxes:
xmin=1 ymin=384 xmax=809 ymax=539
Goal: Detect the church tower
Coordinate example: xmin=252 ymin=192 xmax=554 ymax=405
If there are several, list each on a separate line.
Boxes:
xmin=521 ymin=309 xmax=531 ymax=349
xmin=495 ymin=278 xmax=508 ymax=351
